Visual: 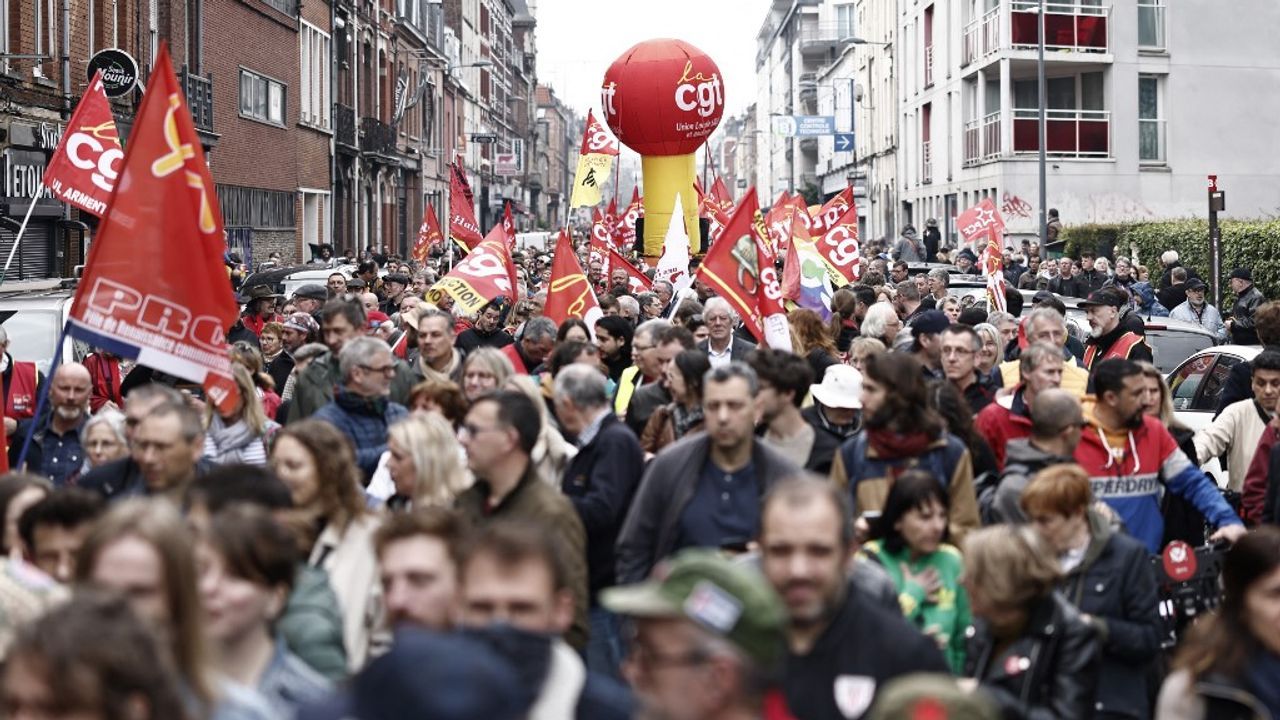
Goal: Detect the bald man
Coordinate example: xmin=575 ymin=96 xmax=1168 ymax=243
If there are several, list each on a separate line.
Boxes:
xmin=988 ymin=389 xmax=1085 ymax=523
xmin=11 ymin=363 xmax=92 ymax=485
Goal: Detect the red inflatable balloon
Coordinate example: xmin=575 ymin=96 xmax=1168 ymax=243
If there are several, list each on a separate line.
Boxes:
xmin=601 ymin=39 xmax=725 ymax=157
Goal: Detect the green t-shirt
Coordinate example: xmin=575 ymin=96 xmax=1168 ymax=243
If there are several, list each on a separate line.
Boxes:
xmin=863 ymin=540 xmax=971 ymax=673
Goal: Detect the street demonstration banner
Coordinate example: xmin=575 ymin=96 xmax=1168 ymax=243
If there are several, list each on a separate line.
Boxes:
xmin=412 ymin=203 xmax=444 ymax=264
xmin=450 ymin=156 xmax=483 ymax=251
xmin=42 ymin=71 xmax=121 ymax=217
xmin=570 ymin=110 xmax=619 ymax=208
xmin=695 ymin=190 xmax=790 ymax=351
xmin=428 ymin=222 xmax=518 ymax=315
xmin=957 ymin=198 xmax=1009 ymax=312
xmin=813 ymin=197 xmax=862 ymax=286
xmin=543 ymin=230 xmax=603 ymax=332
xmin=615 ymin=187 xmax=644 ymax=249
xmin=67 ymin=46 xmax=240 ymax=414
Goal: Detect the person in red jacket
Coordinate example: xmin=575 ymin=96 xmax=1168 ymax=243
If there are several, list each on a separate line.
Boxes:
xmin=0 ymin=327 xmax=41 ymax=438
xmin=82 ymin=351 xmax=123 ymax=413
xmin=976 ymin=342 xmax=1064 ymax=471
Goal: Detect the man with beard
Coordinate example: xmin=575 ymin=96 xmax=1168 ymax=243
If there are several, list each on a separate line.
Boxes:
xmin=1080 ymin=288 xmax=1152 ymax=374
xmin=268 ymin=312 xmax=318 ymax=393
xmin=14 ymin=363 xmax=91 ymax=485
xmin=375 ymin=508 xmax=464 ymax=631
xmin=760 ymin=478 xmax=948 ymax=720
xmin=1075 ymin=358 xmax=1245 ymax=552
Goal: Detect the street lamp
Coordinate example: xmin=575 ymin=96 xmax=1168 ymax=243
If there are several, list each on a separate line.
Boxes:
xmin=847 ymin=37 xmax=892 ymax=47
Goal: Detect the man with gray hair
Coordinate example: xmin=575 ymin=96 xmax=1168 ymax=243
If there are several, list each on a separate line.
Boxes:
xmin=313 ymin=336 xmax=408 ymax=480
xmin=699 ymin=297 xmax=756 ymax=369
xmin=616 ymin=295 xmax=640 ymax=324
xmin=652 ymin=279 xmax=675 ymax=318
xmin=978 ymin=341 xmax=1065 ymax=471
xmin=501 ymin=316 xmax=557 ymax=374
xmin=617 ymin=362 xmax=800 ymax=583
xmin=924 ymin=267 xmax=950 ymax=309
xmin=15 ymin=362 xmax=92 ymax=485
xmin=554 ymin=363 xmax=645 ymax=675
xmin=614 ymin=318 xmax=673 ymax=418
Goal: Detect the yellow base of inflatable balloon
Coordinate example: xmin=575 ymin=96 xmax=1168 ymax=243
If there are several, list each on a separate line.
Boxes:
xmin=641 ymin=153 xmax=700 ymax=259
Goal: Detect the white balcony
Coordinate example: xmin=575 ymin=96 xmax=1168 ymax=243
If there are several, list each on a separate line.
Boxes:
xmin=963 ymin=1 xmax=1110 ymax=68
xmin=924 ymin=44 xmax=935 ymax=88
xmin=963 ymin=112 xmax=1002 ymax=167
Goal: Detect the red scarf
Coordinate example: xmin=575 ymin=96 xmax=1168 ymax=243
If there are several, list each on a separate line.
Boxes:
xmin=867 ymin=428 xmax=935 ymax=460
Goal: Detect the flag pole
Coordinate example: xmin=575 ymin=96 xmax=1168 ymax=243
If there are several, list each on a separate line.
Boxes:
xmin=0 ymin=200 xmax=39 ymax=287
xmin=15 ymin=323 xmax=69 ymax=470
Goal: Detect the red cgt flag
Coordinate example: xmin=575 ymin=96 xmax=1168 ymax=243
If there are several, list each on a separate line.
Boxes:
xmin=66 ymin=45 xmax=239 ymax=414
xmin=615 ymin=186 xmax=644 ymax=249
xmin=43 ymin=71 xmax=122 ymax=217
xmin=412 ymin=203 xmax=444 ymax=264
xmin=695 ymin=191 xmax=769 ymax=343
xmin=813 ymin=199 xmax=862 ymax=285
xmin=450 ymin=156 xmax=483 ymax=251
xmin=427 ymin=223 xmax=518 ymax=316
xmin=544 ymin=230 xmax=603 ymax=330
xmin=808 ymin=186 xmax=853 ymax=236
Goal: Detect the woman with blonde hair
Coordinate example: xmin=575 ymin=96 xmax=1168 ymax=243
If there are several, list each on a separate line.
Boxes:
xmin=461 ymin=346 xmax=515 ymax=404
xmin=76 ymin=499 xmax=276 ymax=719
xmin=847 ymin=336 xmax=886 ymax=374
xmin=503 ymin=374 xmax=574 ymax=487
xmin=384 ymin=413 xmax=472 ymax=508
xmin=789 ymin=307 xmax=839 ymax=381
xmin=973 ymin=323 xmax=1003 ymax=381
xmin=203 ymin=364 xmax=277 ymax=466
xmin=962 ymin=524 xmax=1101 ymax=718
xmin=270 ymin=420 xmax=382 ymax=670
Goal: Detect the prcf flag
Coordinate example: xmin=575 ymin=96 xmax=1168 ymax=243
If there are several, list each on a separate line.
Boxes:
xmin=411 ymin=203 xmax=444 ymax=264
xmin=695 ymin=190 xmax=787 ymax=347
xmin=450 ymin=156 xmax=483 ymax=251
xmin=956 ymin=197 xmax=1006 ymax=251
xmin=427 ymin=225 xmax=518 ymax=315
xmin=544 ymin=230 xmax=603 ymax=331
xmin=42 ymin=71 xmax=122 ymax=217
xmin=66 ymin=45 xmax=239 ymax=414
xmin=570 ymin=109 xmax=618 ymax=208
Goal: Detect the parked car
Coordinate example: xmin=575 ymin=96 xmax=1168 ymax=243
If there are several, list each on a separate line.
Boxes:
xmin=1165 ymin=345 xmax=1262 ymax=486
xmin=239 ymin=263 xmax=366 ymax=300
xmin=0 ymin=283 xmax=89 ymax=374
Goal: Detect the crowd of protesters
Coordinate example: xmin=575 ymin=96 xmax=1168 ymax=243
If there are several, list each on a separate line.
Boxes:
xmin=0 ymin=234 xmax=1277 ymax=720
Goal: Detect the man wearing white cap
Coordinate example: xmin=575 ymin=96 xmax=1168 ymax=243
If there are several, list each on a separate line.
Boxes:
xmin=751 ymin=350 xmax=862 ymax=475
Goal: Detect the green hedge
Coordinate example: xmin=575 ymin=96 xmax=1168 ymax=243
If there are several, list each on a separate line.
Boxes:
xmin=1061 ymin=220 xmax=1280 ymax=300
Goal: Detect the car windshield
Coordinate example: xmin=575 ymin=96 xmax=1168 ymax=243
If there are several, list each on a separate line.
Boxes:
xmin=1148 ymin=329 xmax=1215 ymax=375
xmin=0 ymin=310 xmax=60 ymax=374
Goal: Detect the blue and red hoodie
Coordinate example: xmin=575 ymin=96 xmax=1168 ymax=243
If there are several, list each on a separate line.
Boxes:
xmin=1075 ymin=412 xmax=1242 ymax=552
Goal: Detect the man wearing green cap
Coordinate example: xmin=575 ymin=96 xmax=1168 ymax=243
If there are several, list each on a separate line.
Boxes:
xmin=603 ymin=549 xmax=787 ymax=720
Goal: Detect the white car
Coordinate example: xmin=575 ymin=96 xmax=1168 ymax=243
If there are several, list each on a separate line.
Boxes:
xmin=1166 ymin=345 xmax=1263 ymax=486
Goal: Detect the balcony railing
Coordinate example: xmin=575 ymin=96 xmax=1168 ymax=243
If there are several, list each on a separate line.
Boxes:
xmin=1012 ymin=108 xmax=1110 ymax=158
xmin=360 ymin=116 xmax=397 ymax=156
xmin=921 ymin=140 xmax=933 ymax=184
xmin=799 ymin=22 xmax=854 ymax=56
xmin=924 ymin=44 xmax=935 ymax=87
xmin=963 ymin=112 xmax=1003 ymax=166
xmin=335 ymin=103 xmax=356 ymax=149
xmin=1010 ymin=1 xmax=1109 ymax=54
xmin=181 ymin=67 xmax=213 ymax=133
xmin=963 ymin=2 xmax=1108 ymax=67
xmin=963 ymin=6 xmax=1000 ymax=66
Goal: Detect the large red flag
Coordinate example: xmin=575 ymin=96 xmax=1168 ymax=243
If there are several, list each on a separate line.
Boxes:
xmin=956 ymin=197 xmax=1006 ymax=249
xmin=753 ymin=220 xmax=792 ymax=352
xmin=808 ymin=186 xmax=853 ymax=235
xmin=695 ymin=192 xmax=769 ymax=343
xmin=66 ymin=45 xmax=239 ymax=413
xmin=813 ymin=201 xmax=862 ymax=285
xmin=411 ymin=203 xmax=443 ymax=264
xmin=544 ymin=230 xmax=603 ymax=330
xmin=42 ymin=71 xmax=122 ymax=217
xmin=615 ymin=186 xmax=644 ymax=249
xmin=427 ymin=225 xmax=518 ymax=315
xmin=450 ymin=156 xmax=483 ymax=251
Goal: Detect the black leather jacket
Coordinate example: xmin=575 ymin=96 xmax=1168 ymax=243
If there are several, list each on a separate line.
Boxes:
xmin=965 ymin=591 xmax=1101 ymax=720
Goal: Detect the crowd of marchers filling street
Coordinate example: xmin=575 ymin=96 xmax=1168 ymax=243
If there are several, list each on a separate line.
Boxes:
xmin=3 ymin=207 xmax=1280 ymax=720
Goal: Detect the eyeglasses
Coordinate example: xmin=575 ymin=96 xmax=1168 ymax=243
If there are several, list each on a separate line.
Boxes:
xmin=633 ymin=343 xmax=655 ymax=353
xmin=359 ymin=364 xmax=397 ymax=377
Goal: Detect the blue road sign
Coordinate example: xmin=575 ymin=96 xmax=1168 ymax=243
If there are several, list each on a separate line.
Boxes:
xmin=834 ymin=133 xmax=855 ymax=152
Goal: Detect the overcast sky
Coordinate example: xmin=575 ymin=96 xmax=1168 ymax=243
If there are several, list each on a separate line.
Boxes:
xmin=533 ymin=0 xmax=773 ymax=122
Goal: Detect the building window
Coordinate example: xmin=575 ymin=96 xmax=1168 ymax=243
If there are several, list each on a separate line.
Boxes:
xmin=836 ymin=3 xmax=855 ymax=39
xmin=1138 ymin=0 xmax=1165 ymax=50
xmin=300 ymin=22 xmax=331 ymax=130
xmin=1138 ymin=74 xmax=1165 ymax=163
xmin=240 ymin=69 xmax=287 ymax=126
